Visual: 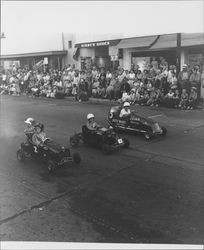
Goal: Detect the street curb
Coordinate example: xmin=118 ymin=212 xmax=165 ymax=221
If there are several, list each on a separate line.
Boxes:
xmin=2 ymin=94 xmax=204 ymax=110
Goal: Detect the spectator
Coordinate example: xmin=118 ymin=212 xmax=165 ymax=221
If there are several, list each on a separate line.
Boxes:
xmin=178 ymin=64 xmax=190 ymax=93
xmin=106 ymin=73 xmax=116 ymax=100
xmin=179 ymin=89 xmax=189 ymax=109
xmin=187 ymin=87 xmax=197 ymax=109
xmin=189 ymin=65 xmax=201 ymax=102
xmin=98 ymin=74 xmax=107 ymax=98
xmin=151 ymin=57 xmax=158 ymax=71
xmin=2 ymin=59 xmax=202 ymax=111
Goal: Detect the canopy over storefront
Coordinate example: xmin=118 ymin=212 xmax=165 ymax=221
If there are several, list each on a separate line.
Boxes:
xmin=117 ymin=35 xmax=158 ymax=49
xmin=181 ymin=33 xmax=204 ymax=47
xmin=0 ymin=50 xmax=67 ymax=60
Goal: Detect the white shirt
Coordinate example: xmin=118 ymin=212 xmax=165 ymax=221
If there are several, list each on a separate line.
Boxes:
xmin=119 ymin=108 xmax=131 ymax=118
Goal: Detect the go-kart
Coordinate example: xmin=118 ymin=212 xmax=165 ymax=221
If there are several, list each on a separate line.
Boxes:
xmin=17 ymin=135 xmax=81 ymax=173
xmin=108 ymin=106 xmax=167 ymax=140
xmin=70 ymin=125 xmax=130 ymax=155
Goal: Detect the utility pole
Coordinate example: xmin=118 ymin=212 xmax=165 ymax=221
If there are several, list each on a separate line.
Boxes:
xmin=0 ymin=32 xmax=6 ymax=39
xmin=176 ymin=33 xmax=181 ymax=77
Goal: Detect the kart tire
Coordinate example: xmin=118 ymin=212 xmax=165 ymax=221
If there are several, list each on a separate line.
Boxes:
xmin=73 ymin=153 xmax=81 ymax=164
xmin=17 ymin=149 xmax=26 ymax=162
xmin=70 ymin=136 xmax=79 ymax=148
xmin=123 ymin=138 xmax=130 ymax=148
xmin=144 ymin=133 xmax=152 ymax=140
xmin=161 ymin=127 xmax=167 ymax=136
xmin=102 ymin=144 xmax=111 ymax=155
xmin=47 ymin=160 xmax=57 ymax=173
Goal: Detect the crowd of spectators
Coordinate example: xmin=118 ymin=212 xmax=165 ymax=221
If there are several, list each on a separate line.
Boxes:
xmin=1 ymin=57 xmax=204 ymax=110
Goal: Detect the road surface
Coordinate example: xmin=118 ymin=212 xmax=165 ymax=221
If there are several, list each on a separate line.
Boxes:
xmin=0 ymin=95 xmax=204 ymax=244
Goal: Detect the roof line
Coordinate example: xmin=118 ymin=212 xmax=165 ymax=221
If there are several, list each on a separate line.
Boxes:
xmin=75 ymin=32 xmax=203 ymax=45
xmin=0 ymin=50 xmax=67 ymax=58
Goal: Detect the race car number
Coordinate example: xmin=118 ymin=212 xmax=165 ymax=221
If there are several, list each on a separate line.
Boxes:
xmin=118 ymin=138 xmax=123 ymax=144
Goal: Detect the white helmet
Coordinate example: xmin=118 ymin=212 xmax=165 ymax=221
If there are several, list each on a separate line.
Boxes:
xmin=24 ymin=117 xmax=35 ymax=125
xmin=87 ymin=113 xmax=94 ymax=120
xmin=123 ymin=102 xmax=130 ymax=107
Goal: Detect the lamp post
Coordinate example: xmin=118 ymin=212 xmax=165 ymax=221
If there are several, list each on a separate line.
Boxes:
xmin=0 ymin=32 xmax=6 ymax=39
xmin=176 ymin=33 xmax=181 ymax=77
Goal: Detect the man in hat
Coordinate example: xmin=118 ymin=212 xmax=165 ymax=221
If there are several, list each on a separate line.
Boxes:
xmin=178 ymin=64 xmax=190 ymax=93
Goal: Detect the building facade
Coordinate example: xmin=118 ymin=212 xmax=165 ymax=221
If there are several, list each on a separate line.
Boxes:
xmin=1 ymin=33 xmax=204 ymax=72
xmin=74 ymin=33 xmax=204 ymax=72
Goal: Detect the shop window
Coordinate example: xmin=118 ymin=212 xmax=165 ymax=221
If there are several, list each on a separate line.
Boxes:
xmin=68 ymin=41 xmax=72 ymax=49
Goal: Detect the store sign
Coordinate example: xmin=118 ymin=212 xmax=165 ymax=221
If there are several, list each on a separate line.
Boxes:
xmin=43 ymin=57 xmax=48 ymax=64
xmin=81 ymin=41 xmax=110 ymax=48
xmin=76 ymin=39 xmax=121 ymax=48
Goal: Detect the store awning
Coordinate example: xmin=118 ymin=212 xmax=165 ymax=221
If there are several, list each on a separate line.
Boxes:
xmin=0 ymin=50 xmax=67 ymax=60
xmin=181 ymin=33 xmax=204 ymax=47
xmin=150 ymin=34 xmax=177 ymax=50
xmin=117 ymin=35 xmax=158 ymax=49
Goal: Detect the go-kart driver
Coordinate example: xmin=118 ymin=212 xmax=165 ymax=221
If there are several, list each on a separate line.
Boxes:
xmin=24 ymin=117 xmax=36 ymax=144
xmin=24 ymin=117 xmax=36 ymax=135
xmin=32 ymin=123 xmax=47 ymax=147
xmin=86 ymin=113 xmax=102 ymax=131
xmin=119 ymin=102 xmax=131 ymax=119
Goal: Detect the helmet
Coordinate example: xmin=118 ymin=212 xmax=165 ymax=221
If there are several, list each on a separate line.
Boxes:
xmin=87 ymin=113 xmax=94 ymax=120
xmin=123 ymin=102 xmax=130 ymax=107
xmin=24 ymin=117 xmax=35 ymax=125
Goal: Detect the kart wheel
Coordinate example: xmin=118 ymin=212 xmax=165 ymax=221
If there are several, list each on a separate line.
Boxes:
xmin=144 ymin=133 xmax=152 ymax=140
xmin=123 ymin=138 xmax=130 ymax=148
xmin=161 ymin=127 xmax=167 ymax=136
xmin=47 ymin=160 xmax=57 ymax=173
xmin=102 ymin=144 xmax=111 ymax=155
xmin=73 ymin=153 xmax=81 ymax=164
xmin=70 ymin=135 xmax=79 ymax=148
xmin=17 ymin=149 xmax=26 ymax=162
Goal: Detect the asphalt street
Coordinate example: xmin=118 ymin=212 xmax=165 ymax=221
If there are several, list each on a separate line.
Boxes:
xmin=0 ymin=95 xmax=204 ymax=244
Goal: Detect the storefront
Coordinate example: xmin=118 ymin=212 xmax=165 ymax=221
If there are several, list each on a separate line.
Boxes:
xmin=0 ymin=50 xmax=67 ymax=72
xmin=116 ymin=33 xmax=204 ymax=71
xmin=74 ymin=39 xmax=121 ymax=70
xmin=181 ymin=33 xmax=204 ymax=69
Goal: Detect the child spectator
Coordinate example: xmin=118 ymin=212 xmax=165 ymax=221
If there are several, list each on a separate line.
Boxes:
xmin=163 ymin=88 xmax=175 ymax=108
xmin=139 ymin=89 xmax=149 ymax=106
xmin=147 ymin=87 xmax=157 ymax=106
xmin=98 ymin=74 xmax=107 ymax=98
xmin=106 ymin=74 xmax=116 ymax=100
xmin=92 ymin=78 xmax=100 ymax=98
xmin=187 ymin=87 xmax=197 ymax=109
xmin=172 ymin=89 xmax=180 ymax=108
xmin=129 ymin=88 xmax=136 ymax=104
xmin=119 ymin=90 xmax=131 ymax=103
xmin=179 ymin=89 xmax=189 ymax=109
